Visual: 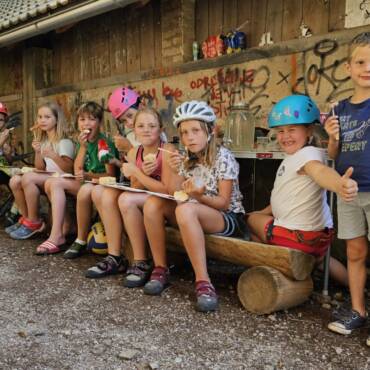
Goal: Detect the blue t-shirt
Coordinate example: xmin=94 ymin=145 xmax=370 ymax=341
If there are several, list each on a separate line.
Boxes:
xmin=335 ymin=98 xmax=370 ymax=191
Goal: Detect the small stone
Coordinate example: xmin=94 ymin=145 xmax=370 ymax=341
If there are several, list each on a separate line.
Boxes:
xmin=17 ymin=331 xmax=27 ymax=338
xmin=335 ymin=347 xmax=343 ymax=355
xmin=333 ymin=292 xmax=344 ymax=301
xmin=297 ymin=312 xmax=303 ymax=318
xmin=149 ymin=362 xmax=159 ymax=369
xmin=174 ymin=357 xmax=182 ymax=363
xmin=136 ymin=362 xmax=151 ymax=370
xmin=268 ymin=314 xmax=277 ymax=321
xmin=118 ymin=349 xmax=140 ymax=360
xmin=322 ymin=303 xmax=331 ymax=310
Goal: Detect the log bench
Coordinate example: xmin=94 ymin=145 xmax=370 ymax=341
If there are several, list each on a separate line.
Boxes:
xmin=165 ymin=227 xmax=315 ymax=315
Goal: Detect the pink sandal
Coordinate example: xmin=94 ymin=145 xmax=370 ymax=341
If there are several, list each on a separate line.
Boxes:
xmin=35 ymin=240 xmax=63 ymax=255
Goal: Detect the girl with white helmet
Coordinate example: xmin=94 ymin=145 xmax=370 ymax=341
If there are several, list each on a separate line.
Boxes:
xmin=143 ymin=100 xmax=247 ymax=312
xmin=247 ymin=95 xmax=356 ymax=285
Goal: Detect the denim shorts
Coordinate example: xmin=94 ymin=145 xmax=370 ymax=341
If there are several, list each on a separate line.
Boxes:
xmin=215 ymin=212 xmax=250 ymax=240
xmin=337 ymin=192 xmax=370 ymax=240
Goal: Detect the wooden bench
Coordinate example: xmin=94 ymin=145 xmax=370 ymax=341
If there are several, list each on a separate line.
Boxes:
xmin=165 ymin=227 xmax=315 ymax=315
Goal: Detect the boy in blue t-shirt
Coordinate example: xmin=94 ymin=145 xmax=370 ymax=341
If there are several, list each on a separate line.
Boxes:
xmin=325 ymin=32 xmax=370 ymax=346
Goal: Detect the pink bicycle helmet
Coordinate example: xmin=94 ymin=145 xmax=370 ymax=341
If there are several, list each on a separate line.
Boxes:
xmin=108 ymin=87 xmax=140 ymax=119
xmin=0 ymin=102 xmax=9 ymax=117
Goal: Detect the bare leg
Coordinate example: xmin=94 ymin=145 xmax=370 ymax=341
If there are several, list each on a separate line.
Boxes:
xmin=346 ymin=236 xmax=368 ymax=316
xmin=91 ymin=185 xmax=105 ymax=216
xmin=175 ymin=202 xmax=225 ymax=282
xmin=100 ymin=188 xmax=123 ymax=256
xmin=9 ymin=175 xmax=27 ymax=217
xmin=118 ymin=192 xmax=149 ymax=261
xmin=247 ymin=213 xmax=274 ymax=243
xmin=45 ymin=178 xmax=80 ymax=246
xmin=143 ymin=196 xmax=177 ymax=267
xmin=317 ymin=256 xmax=348 ymax=286
xmin=76 ymin=183 xmax=95 ymax=242
xmin=21 ymin=172 xmax=49 ymax=222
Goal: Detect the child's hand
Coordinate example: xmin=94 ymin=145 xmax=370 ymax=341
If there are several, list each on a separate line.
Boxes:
xmin=108 ymin=158 xmax=122 ymax=167
xmin=324 ymin=115 xmax=340 ymax=141
xmin=121 ymin=162 xmax=138 ymax=178
xmin=182 ymin=178 xmax=205 ymax=198
xmin=78 ymin=131 xmax=88 ymax=147
xmin=114 ymin=135 xmax=132 ymax=153
xmin=168 ymin=151 xmax=183 ymax=173
xmin=338 ymin=167 xmax=358 ymax=202
xmin=142 ymin=160 xmax=157 ymax=176
xmin=41 ymin=143 xmax=56 ymax=159
xmin=32 ymin=140 xmax=41 ymax=153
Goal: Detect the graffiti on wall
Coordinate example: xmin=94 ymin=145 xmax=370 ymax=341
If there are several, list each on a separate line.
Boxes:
xmin=42 ymin=36 xmax=353 ymax=137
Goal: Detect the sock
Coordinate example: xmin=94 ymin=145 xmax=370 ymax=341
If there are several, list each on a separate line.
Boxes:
xmin=75 ymin=239 xmax=86 ymax=245
xmin=109 ymin=254 xmax=122 ymax=264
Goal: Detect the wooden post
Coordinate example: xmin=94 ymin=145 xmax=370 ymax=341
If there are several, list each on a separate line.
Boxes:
xmin=237 ymin=266 xmax=313 ymax=314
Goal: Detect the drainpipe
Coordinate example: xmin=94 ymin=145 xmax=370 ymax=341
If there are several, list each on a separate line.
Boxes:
xmin=0 ymin=0 xmax=138 ymax=48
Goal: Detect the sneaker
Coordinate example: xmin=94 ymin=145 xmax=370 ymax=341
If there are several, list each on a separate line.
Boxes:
xmin=123 ymin=260 xmax=152 ymax=288
xmin=328 ymin=309 xmax=367 ymax=335
xmin=64 ymin=241 xmax=87 ymax=259
xmin=9 ymin=221 xmax=45 ymax=240
xmin=5 ymin=216 xmax=24 ymax=234
xmin=195 ymin=280 xmax=218 ymax=312
xmin=85 ymin=255 xmax=127 ymax=279
xmin=331 ymin=303 xmax=352 ymax=321
xmin=143 ymin=266 xmax=169 ymax=295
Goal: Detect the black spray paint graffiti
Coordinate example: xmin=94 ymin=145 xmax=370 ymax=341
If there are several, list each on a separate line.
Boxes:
xmin=290 ymin=39 xmax=353 ymax=102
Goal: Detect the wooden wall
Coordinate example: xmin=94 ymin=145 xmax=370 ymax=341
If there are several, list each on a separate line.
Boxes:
xmin=195 ymin=0 xmax=346 ymax=48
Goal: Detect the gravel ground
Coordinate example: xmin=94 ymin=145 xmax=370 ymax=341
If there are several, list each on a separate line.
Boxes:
xmin=0 ymin=229 xmax=369 ymax=370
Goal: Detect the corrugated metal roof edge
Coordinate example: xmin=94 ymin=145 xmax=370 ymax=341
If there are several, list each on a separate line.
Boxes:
xmin=0 ymin=0 xmax=138 ymax=48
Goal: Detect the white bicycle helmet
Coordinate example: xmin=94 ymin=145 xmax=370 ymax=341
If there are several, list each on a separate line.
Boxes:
xmin=173 ymin=100 xmax=216 ymax=128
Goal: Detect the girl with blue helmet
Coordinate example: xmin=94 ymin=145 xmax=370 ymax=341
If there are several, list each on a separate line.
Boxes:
xmin=247 ymin=94 xmax=357 ymax=285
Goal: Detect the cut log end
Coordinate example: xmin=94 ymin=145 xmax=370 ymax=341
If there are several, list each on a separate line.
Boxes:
xmin=237 ymin=266 xmax=313 ymax=314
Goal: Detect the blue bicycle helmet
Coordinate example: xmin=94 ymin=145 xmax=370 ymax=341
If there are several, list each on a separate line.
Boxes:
xmin=268 ymin=95 xmax=320 ymax=128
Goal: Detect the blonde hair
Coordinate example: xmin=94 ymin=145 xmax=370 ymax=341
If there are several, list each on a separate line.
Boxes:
xmin=179 ymin=120 xmax=218 ymax=171
xmin=133 ymin=107 xmax=163 ymax=128
xmin=34 ymin=102 xmax=69 ymax=143
xmin=349 ymin=32 xmax=370 ymax=61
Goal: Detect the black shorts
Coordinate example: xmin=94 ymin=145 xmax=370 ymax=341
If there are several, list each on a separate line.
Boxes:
xmin=215 ymin=212 xmax=250 ymax=240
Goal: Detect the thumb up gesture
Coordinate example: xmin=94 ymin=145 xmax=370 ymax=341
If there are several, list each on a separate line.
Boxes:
xmin=338 ymin=167 xmax=358 ymax=202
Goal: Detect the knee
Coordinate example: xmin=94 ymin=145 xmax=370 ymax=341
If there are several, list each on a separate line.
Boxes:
xmin=347 ymin=239 xmax=368 ymax=263
xmin=91 ymin=186 xmax=103 ymax=205
xmin=175 ymin=203 xmax=195 ymax=226
xmin=143 ymin=196 xmax=163 ymax=219
xmin=9 ymin=175 xmax=21 ymax=190
xmin=118 ymin=193 xmax=135 ymax=213
xmin=101 ymin=190 xmax=117 ymax=208
xmin=44 ymin=179 xmax=53 ymax=195
xmin=21 ymin=173 xmax=35 ymax=187
xmin=77 ymin=185 xmax=92 ymax=203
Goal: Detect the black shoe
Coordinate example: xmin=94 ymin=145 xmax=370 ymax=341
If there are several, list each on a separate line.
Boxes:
xmin=64 ymin=241 xmax=87 ymax=259
xmin=123 ymin=260 xmax=152 ymax=288
xmin=328 ymin=309 xmax=367 ymax=335
xmin=85 ymin=255 xmax=127 ymax=279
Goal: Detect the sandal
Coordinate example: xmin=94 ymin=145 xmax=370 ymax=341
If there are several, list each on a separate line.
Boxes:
xmin=35 ymin=240 xmax=65 ymax=256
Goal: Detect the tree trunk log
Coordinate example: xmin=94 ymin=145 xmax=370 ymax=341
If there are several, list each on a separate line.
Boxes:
xmin=166 ymin=227 xmax=315 ymax=281
xmin=237 ymin=266 xmax=313 ymax=314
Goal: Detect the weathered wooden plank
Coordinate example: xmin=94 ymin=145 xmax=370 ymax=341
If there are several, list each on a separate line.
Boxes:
xmin=196 ymin=0 xmax=209 ymax=44
xmin=109 ymin=9 xmax=128 ymax=76
xmin=266 ymin=0 xmax=283 ymax=43
xmin=140 ymin=1 xmax=155 ymax=71
xmin=303 ymin=0 xmax=329 ymax=36
xmin=165 ymin=227 xmax=315 ymax=280
xmin=237 ymin=0 xmax=252 ymax=48
xmin=329 ymin=0 xmax=345 ymax=31
xmin=282 ymin=0 xmax=303 ymax=41
xmin=153 ymin=0 xmax=162 ymax=68
xmin=209 ymin=0 xmax=223 ymax=35
xmin=223 ymin=0 xmax=238 ymax=33
xmin=126 ymin=6 xmax=141 ymax=73
xmin=251 ymin=0 xmax=267 ymax=47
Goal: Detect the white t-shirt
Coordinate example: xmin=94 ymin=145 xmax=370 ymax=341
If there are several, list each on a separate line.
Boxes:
xmin=41 ymin=139 xmax=75 ymax=173
xmin=271 ymin=146 xmax=333 ymax=231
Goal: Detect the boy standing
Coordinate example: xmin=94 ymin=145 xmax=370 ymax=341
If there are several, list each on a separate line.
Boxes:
xmin=325 ymin=32 xmax=370 ymax=346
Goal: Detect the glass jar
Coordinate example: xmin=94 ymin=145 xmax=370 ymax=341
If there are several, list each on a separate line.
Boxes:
xmin=224 ymin=101 xmax=256 ymax=151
